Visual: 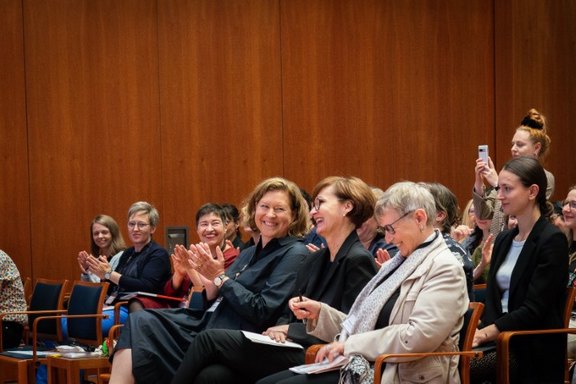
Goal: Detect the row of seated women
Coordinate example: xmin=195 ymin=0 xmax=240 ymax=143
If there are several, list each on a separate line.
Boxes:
xmin=69 ymin=156 xmax=567 ymax=384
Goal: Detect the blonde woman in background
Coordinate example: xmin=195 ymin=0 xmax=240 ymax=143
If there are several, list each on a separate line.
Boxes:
xmin=78 ymin=214 xmax=126 ymax=283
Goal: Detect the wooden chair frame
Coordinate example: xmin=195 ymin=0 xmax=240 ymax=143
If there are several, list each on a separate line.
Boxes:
xmin=305 ymin=302 xmax=485 ymax=384
xmin=0 ymin=278 xmax=69 ymax=384
xmin=496 ymin=287 xmax=576 ymax=384
xmin=0 ymin=280 xmax=108 ymax=384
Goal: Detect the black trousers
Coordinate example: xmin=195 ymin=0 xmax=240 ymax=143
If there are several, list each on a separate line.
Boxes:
xmin=256 ymin=369 xmax=340 ymax=384
xmin=171 ymin=329 xmax=305 ymax=384
xmin=2 ymin=321 xmax=23 ymax=349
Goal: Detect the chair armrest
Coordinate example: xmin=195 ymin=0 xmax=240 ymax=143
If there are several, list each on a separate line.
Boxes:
xmin=0 ymin=309 xmax=67 ymax=319
xmin=374 ymin=351 xmax=483 ymax=383
xmin=113 ymin=301 xmax=128 ymax=325
xmin=30 ymin=313 xmax=109 ymax=364
xmin=496 ymin=327 xmax=576 ymax=384
xmin=305 ymin=344 xmax=325 ymax=364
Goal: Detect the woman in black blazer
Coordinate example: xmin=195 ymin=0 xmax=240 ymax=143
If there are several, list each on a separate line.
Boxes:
xmin=170 ymin=176 xmax=378 ymax=384
xmin=472 ymin=157 xmax=568 ymax=383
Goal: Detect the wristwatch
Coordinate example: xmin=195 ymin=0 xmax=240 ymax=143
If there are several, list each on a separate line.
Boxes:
xmin=104 ymin=269 xmax=113 ymax=281
xmin=213 ymin=273 xmax=228 ymax=288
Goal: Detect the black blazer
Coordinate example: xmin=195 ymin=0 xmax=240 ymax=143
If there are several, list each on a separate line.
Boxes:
xmin=483 ymin=215 xmax=568 ymax=382
xmin=287 ymin=231 xmax=377 ymax=347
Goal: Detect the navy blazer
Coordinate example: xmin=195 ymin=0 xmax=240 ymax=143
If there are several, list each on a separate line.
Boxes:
xmin=111 ymin=240 xmax=171 ymax=296
xmin=483 ymin=215 xmax=568 ymax=382
xmin=287 ymin=231 xmax=377 ymax=347
xmin=206 ymin=236 xmax=307 ymax=332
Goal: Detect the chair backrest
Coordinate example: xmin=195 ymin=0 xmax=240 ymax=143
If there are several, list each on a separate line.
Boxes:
xmin=563 ymin=286 xmax=576 ymax=328
xmin=28 ymin=278 xmax=68 ymax=340
xmin=473 ymin=283 xmax=487 ymax=304
xmin=22 ymin=276 xmax=33 ymax=305
xmin=66 ymin=281 xmax=109 ymax=346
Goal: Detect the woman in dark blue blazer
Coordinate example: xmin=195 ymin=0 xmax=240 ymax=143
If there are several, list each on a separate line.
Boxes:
xmin=472 ymin=157 xmax=568 ymax=383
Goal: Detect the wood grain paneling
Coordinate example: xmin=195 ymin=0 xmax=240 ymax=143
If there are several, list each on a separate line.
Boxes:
xmin=158 ymin=0 xmax=283 ymax=241
xmin=281 ymin=0 xmax=494 ymax=204
xmin=495 ymin=0 xmax=576 ymax=200
xmin=23 ymin=0 xmax=161 ymax=280
xmin=0 ymin=0 xmax=31 ymax=276
xmin=2 ymin=0 xmax=575 ymax=280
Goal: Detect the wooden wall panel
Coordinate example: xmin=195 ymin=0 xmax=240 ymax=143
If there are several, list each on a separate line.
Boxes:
xmin=158 ymin=0 xmax=283 ymax=241
xmin=0 ymin=0 xmax=31 ymax=277
xmin=23 ymin=0 xmax=161 ymax=280
xmin=495 ymin=0 xmax=576 ymax=201
xmin=281 ymin=0 xmax=494 ymax=204
xmin=2 ymin=0 xmax=575 ymax=281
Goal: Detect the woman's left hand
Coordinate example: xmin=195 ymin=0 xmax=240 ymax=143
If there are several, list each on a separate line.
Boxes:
xmin=262 ymin=324 xmax=289 ymax=343
xmin=85 ymin=255 xmax=112 ymax=279
xmin=315 ymin=342 xmax=344 ymax=363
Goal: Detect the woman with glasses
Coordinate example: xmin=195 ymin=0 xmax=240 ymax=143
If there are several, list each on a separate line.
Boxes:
xmin=471 ymin=157 xmax=568 ymax=383
xmin=170 ymin=176 xmax=378 ymax=384
xmin=84 ymin=201 xmax=171 ymax=328
xmin=562 ymin=185 xmax=576 ymax=360
xmin=108 ymin=177 xmax=310 ymax=384
xmin=258 ymin=181 xmax=468 ymax=384
xmin=564 ymin=187 xmax=576 ymax=285
xmin=131 ymin=203 xmax=240 ymax=311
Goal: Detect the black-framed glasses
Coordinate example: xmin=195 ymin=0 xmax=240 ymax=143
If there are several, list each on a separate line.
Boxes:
xmin=563 ymin=200 xmax=576 ymax=210
xmin=379 ymin=210 xmax=414 ymax=235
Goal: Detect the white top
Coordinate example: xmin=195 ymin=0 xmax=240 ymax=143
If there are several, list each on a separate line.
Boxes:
xmin=496 ymin=240 xmax=525 ymax=313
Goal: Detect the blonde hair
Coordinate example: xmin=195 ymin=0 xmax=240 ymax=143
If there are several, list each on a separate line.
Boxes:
xmin=241 ymin=177 xmax=310 ymax=238
xmin=461 ymin=199 xmax=475 ymax=228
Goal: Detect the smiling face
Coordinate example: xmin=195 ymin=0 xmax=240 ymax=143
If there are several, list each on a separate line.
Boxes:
xmin=311 ymin=186 xmax=350 ymax=239
xmin=196 ymin=212 xmax=226 ymax=249
xmin=511 ymin=129 xmax=540 ymax=158
xmin=254 ymin=190 xmax=294 ymax=246
xmin=376 ymin=208 xmax=420 ymax=257
xmin=496 ymin=169 xmax=536 ymax=217
xmin=92 ymin=222 xmax=112 ymax=254
xmin=127 ymin=211 xmax=155 ymax=251
xmin=562 ymin=189 xmax=576 ymax=232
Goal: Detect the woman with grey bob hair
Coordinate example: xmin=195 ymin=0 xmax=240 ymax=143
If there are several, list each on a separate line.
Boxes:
xmin=374 ymin=181 xmax=436 ymax=225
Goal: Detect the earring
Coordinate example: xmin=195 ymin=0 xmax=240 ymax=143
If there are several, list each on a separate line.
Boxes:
xmin=419 ymin=225 xmax=424 ymax=232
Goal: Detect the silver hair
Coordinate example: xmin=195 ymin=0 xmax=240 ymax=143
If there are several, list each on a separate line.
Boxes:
xmin=375 ymin=182 xmax=435 ymax=226
xmin=128 ymin=201 xmax=159 ymax=227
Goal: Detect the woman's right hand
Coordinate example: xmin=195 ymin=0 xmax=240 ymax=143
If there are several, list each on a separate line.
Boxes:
xmin=172 ymin=245 xmax=193 ymax=275
xmin=289 ymin=296 xmax=321 ymax=320
xmin=375 ymin=248 xmax=391 ymax=268
xmin=475 ymin=157 xmax=498 ymax=192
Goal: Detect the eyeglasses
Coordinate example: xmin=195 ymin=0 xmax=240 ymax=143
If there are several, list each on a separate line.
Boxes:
xmin=312 ymin=197 xmax=344 ymax=212
xmin=128 ymin=221 xmax=150 ymax=229
xmin=379 ymin=211 xmax=414 ymax=235
xmin=563 ymin=200 xmax=576 ymax=210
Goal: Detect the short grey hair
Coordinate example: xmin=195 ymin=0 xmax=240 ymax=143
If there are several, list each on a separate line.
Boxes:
xmin=128 ymin=201 xmax=159 ymax=227
xmin=375 ymin=182 xmax=435 ymax=226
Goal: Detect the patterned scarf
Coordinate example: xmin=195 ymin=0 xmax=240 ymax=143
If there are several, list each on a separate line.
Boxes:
xmin=339 ymin=231 xmax=440 ymax=341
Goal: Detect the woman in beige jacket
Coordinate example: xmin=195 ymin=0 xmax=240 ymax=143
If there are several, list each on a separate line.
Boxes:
xmin=257 ymin=181 xmax=469 ymax=384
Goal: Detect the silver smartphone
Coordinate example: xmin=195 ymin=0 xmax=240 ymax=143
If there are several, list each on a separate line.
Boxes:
xmin=478 ymin=145 xmax=489 ymax=163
